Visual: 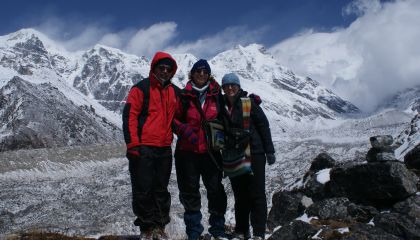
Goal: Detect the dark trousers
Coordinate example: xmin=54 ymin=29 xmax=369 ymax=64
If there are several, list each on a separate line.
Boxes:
xmin=128 ymin=145 xmax=172 ymax=231
xmin=230 ymin=154 xmax=267 ymax=237
xmin=175 ymin=150 xmax=227 ymax=239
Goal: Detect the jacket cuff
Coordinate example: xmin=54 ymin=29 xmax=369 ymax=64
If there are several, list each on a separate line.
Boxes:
xmin=127 ymin=142 xmax=141 ymax=149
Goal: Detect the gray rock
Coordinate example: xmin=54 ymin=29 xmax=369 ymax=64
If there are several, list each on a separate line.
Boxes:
xmin=404 ymin=144 xmax=420 ymax=171
xmin=370 ymin=135 xmax=394 ymax=149
xmin=327 ymin=161 xmax=418 ymax=208
xmin=309 ymin=152 xmax=336 ymax=172
xmin=268 ymin=220 xmax=319 ymax=240
xmin=302 ymin=171 xmax=330 ymax=201
xmin=374 ymin=212 xmax=420 ymax=240
xmin=366 ymin=146 xmax=395 ymax=162
xmin=267 ymin=191 xmax=305 ymax=230
xmin=392 ymin=195 xmax=420 ymax=219
xmin=306 ymin=197 xmax=349 ymax=220
xmin=342 ymin=223 xmax=402 ymax=240
xmin=346 ymin=202 xmax=379 ymax=223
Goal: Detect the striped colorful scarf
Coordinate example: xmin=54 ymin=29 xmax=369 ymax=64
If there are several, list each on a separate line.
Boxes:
xmin=223 ymin=97 xmax=253 ymax=178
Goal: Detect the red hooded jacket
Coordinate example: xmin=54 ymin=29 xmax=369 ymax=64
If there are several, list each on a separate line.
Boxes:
xmin=123 ymin=52 xmax=178 ymax=149
xmin=175 ymin=78 xmax=221 ymax=153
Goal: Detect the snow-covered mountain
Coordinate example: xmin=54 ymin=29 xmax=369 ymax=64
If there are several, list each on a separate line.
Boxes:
xmin=380 ymin=84 xmax=420 ymax=114
xmin=71 ymin=45 xmax=150 ymax=112
xmin=0 ymin=76 xmax=121 ymax=151
xmin=209 ymin=44 xmax=359 ymax=130
xmin=0 ymin=28 xmax=363 ymax=151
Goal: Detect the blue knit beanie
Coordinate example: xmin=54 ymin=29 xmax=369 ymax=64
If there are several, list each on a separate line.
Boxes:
xmin=222 ymin=73 xmax=240 ymax=87
xmin=191 ymin=59 xmax=211 ymax=74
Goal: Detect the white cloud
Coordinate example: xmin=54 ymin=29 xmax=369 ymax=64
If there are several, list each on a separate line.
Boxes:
xmin=34 ymin=15 xmax=261 ymax=59
xmin=125 ymin=22 xmax=178 ymax=57
xmin=269 ymin=0 xmax=420 ymax=112
xmin=35 ymin=16 xmax=114 ymax=51
xmin=36 ymin=18 xmax=178 ymax=57
xmin=165 ymin=26 xmax=264 ymax=58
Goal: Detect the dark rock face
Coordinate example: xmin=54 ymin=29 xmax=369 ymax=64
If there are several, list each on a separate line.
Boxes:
xmin=301 ymin=172 xmax=329 ymax=201
xmin=374 ymin=212 xmax=420 ymax=239
xmin=366 ymin=147 xmax=396 ymax=162
xmin=392 ymin=195 xmax=420 ymax=219
xmin=309 ymin=153 xmax=336 ymax=172
xmin=306 ymin=197 xmax=349 ymax=220
xmin=405 ymin=144 xmax=420 ymax=171
xmin=268 ymin=146 xmax=419 ymax=240
xmin=0 ymin=77 xmax=122 ymax=151
xmin=346 ymin=202 xmax=379 ymax=223
xmin=300 ymin=153 xmax=336 ymax=200
xmin=0 ymin=35 xmax=51 ymax=73
xmin=317 ymin=95 xmax=360 ymax=114
xmin=305 ymin=197 xmax=378 ymax=224
xmin=267 ymin=191 xmax=305 ymax=230
xmin=268 ymin=220 xmax=319 ymax=240
xmin=343 ymin=223 xmax=402 ymax=240
xmin=327 ymin=161 xmax=417 ymax=208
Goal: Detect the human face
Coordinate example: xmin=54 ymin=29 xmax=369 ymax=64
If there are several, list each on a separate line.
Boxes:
xmin=222 ymin=84 xmax=240 ymax=97
xmin=192 ymin=68 xmax=209 ymax=87
xmin=153 ymin=64 xmax=172 ymax=83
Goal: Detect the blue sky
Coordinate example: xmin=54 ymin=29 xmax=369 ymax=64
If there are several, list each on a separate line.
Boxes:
xmin=2 ymin=0 xmax=357 ymax=55
xmin=1 ymin=0 xmax=419 ymax=112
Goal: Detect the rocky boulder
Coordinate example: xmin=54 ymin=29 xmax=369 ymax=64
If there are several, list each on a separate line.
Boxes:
xmin=327 ymin=161 xmax=417 ymax=208
xmin=404 ymin=144 xmax=420 ymax=171
xmin=366 ymin=135 xmax=396 ymax=162
xmin=267 ymin=191 xmax=306 ymax=230
xmin=268 ymin=220 xmax=319 ymax=240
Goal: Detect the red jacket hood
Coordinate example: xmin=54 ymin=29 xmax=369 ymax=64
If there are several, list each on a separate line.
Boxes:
xmin=149 ymin=51 xmax=178 ymax=80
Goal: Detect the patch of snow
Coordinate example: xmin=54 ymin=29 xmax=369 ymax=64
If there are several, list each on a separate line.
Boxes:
xmin=311 ymin=229 xmax=323 ymax=239
xmin=337 ymin=227 xmax=349 ymax=233
xmin=316 ymin=168 xmax=331 ymax=184
xmin=296 ymin=213 xmax=317 ymax=223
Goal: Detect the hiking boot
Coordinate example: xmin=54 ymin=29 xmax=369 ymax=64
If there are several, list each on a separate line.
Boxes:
xmin=153 ymin=227 xmax=168 ymax=240
xmin=231 ymin=232 xmax=250 ymax=240
xmin=211 ymin=235 xmax=229 ymax=240
xmin=140 ymin=229 xmax=154 ymax=240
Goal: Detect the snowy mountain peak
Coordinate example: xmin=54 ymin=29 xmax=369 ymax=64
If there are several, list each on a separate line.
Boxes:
xmin=0 ymin=28 xmax=361 ymax=142
xmin=1 ymin=28 xmax=46 ymax=43
xmin=0 ymin=28 xmax=67 ymax=55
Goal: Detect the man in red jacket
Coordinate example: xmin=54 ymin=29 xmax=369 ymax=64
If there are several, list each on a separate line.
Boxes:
xmin=122 ymin=51 xmax=178 ymax=240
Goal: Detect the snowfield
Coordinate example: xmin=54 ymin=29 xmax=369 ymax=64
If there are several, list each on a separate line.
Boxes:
xmin=0 ymin=112 xmax=410 ymax=238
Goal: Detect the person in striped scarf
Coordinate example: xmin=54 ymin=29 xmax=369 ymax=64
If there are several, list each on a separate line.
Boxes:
xmin=221 ymin=73 xmax=276 ymax=240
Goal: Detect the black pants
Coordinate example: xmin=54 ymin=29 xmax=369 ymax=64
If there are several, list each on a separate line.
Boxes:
xmin=175 ymin=150 xmax=227 ymax=238
xmin=230 ymin=154 xmax=267 ymax=237
xmin=128 ymin=145 xmax=172 ymax=231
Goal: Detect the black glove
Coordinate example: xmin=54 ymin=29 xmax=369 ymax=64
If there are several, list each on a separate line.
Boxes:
xmin=266 ymin=153 xmax=276 ymax=165
xmin=127 ymin=146 xmax=141 ymax=157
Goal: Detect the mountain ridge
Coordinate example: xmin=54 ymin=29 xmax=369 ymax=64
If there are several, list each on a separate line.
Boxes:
xmin=1 ymin=28 xmax=418 ymax=152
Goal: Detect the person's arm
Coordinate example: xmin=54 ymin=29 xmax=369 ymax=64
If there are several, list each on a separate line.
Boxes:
xmin=172 ymin=96 xmax=198 ymax=144
xmin=250 ymin=99 xmax=276 ymax=164
xmin=122 ymin=87 xmax=144 ymax=150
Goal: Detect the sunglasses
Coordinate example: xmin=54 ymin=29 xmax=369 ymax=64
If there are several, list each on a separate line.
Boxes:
xmin=157 ymin=65 xmax=172 ymax=72
xmin=194 ymin=69 xmax=209 ymax=75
